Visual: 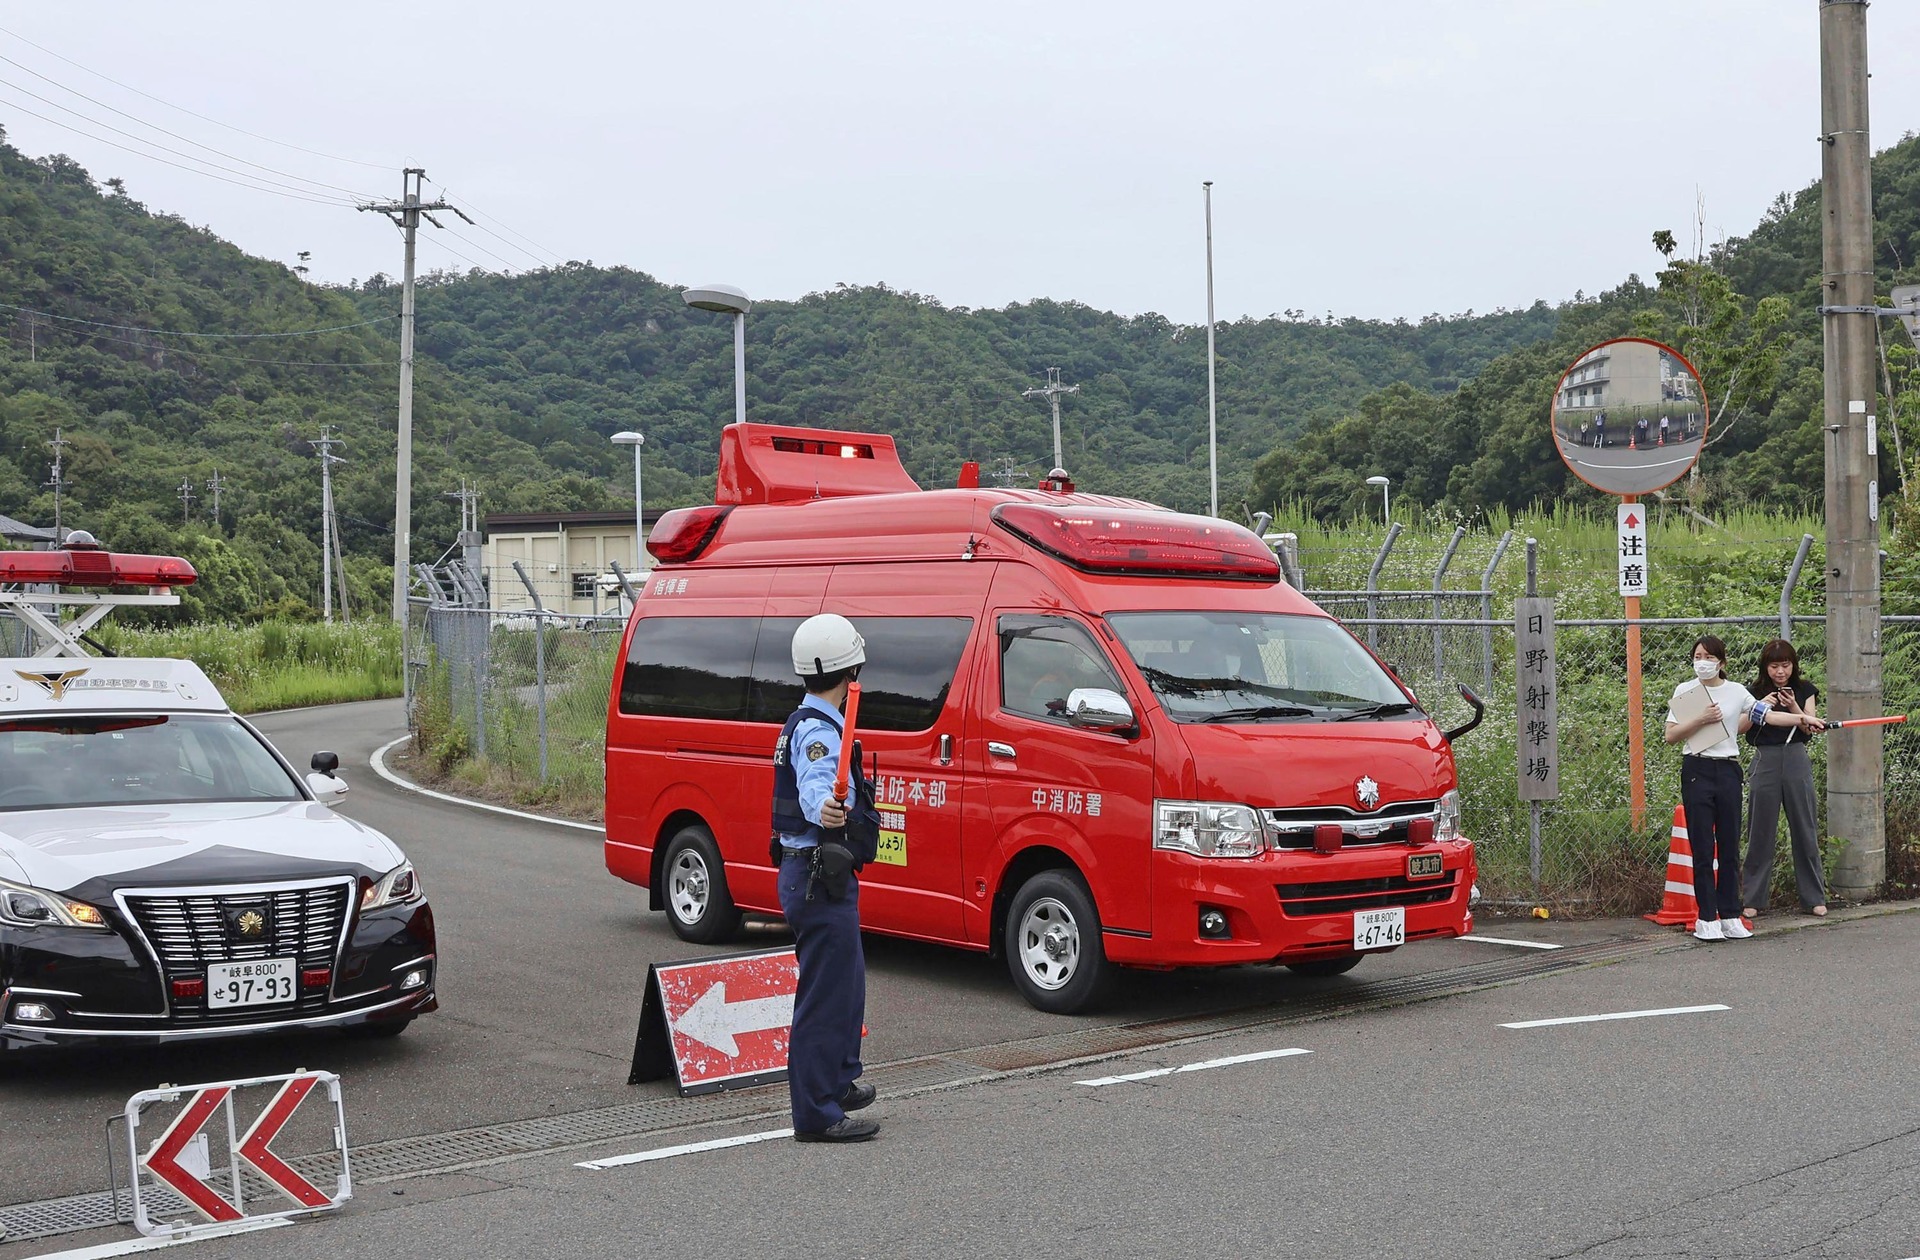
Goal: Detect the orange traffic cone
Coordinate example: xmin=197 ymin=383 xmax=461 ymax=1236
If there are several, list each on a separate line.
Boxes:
xmin=1645 ymin=804 xmax=1698 ymax=928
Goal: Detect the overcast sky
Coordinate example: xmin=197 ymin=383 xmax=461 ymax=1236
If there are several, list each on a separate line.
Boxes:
xmin=3 ymin=2 xmax=1916 ymax=324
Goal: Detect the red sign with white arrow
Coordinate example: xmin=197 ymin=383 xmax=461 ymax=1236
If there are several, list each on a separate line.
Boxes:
xmin=238 ymin=1075 xmax=334 ymax=1208
xmin=652 ymin=948 xmax=799 ymax=1092
xmin=140 ymin=1086 xmax=243 ymax=1224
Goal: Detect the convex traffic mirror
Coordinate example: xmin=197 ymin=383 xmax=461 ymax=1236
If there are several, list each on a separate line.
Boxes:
xmin=1550 ymin=337 xmax=1707 ymax=496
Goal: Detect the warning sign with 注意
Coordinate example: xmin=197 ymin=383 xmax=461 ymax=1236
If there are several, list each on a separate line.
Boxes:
xmin=1617 ymin=503 xmax=1648 ymax=597
xmin=628 ymin=947 xmax=798 ymax=1096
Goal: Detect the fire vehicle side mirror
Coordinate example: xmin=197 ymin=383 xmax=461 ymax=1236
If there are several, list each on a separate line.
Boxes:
xmin=1066 ymin=688 xmax=1135 ymax=735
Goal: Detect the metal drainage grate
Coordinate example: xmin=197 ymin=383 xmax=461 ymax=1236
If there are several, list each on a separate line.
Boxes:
xmin=0 ymin=930 xmax=1676 ymax=1245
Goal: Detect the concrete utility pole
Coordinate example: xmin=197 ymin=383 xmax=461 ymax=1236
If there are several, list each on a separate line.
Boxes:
xmin=176 ymin=478 xmax=195 ymax=525
xmin=314 ymin=428 xmax=347 ymax=622
xmin=990 ymin=457 xmax=1029 ymax=489
xmin=1023 ymin=368 xmax=1080 ymax=472
xmin=1819 ymin=0 xmax=1885 ymax=895
xmin=204 ymin=469 xmax=226 ymax=526
xmin=445 ymin=477 xmax=484 ymax=592
xmin=1204 ymin=180 xmax=1219 ymax=519
xmin=359 ymin=169 xmax=472 ymax=627
xmin=43 ymin=428 xmax=69 ymax=540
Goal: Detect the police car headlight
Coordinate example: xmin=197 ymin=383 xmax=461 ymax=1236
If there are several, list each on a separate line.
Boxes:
xmin=1435 ymin=789 xmax=1462 ymax=843
xmin=1153 ymin=801 xmax=1266 ymax=859
xmin=360 ymin=862 xmax=421 ymax=911
xmin=0 ymin=877 xmax=109 ymax=930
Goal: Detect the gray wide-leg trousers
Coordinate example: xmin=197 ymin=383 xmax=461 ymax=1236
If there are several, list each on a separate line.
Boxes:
xmin=1741 ymin=743 xmax=1825 ymax=911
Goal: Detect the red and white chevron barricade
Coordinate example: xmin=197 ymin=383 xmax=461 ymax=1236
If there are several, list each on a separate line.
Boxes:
xmin=123 ymin=1070 xmax=350 ymax=1238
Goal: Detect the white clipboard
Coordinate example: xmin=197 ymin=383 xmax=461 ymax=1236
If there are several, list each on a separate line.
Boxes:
xmin=1671 ymin=680 xmax=1734 ymax=754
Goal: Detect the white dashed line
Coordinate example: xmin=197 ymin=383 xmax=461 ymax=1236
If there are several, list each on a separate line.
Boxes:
xmin=577 ymin=1128 xmax=795 ymax=1168
xmin=31 ymin=1219 xmax=289 ymax=1258
xmin=1076 ymin=1047 xmax=1311 ymax=1087
xmin=1459 ymin=934 xmax=1564 ymax=950
xmin=1501 ymin=1004 xmax=1729 ymax=1029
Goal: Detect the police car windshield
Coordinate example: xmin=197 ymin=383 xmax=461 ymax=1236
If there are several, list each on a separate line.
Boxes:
xmin=1106 ymin=612 xmax=1414 ymax=724
xmin=0 ymin=715 xmax=303 ymax=812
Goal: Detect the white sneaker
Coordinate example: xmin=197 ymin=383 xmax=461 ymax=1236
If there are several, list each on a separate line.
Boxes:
xmin=1693 ymin=918 xmax=1724 ymax=941
xmin=1721 ymin=918 xmax=1752 ymax=939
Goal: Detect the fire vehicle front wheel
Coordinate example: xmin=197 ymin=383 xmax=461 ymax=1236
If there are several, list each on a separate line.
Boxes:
xmin=1005 ymin=869 xmax=1112 ymax=1014
xmin=662 ymin=825 xmax=742 ymax=944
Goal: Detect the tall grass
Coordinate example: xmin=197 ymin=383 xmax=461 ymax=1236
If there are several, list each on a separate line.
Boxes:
xmin=85 ymin=619 xmax=403 ymax=713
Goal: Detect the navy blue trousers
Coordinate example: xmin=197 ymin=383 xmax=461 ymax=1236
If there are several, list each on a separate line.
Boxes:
xmin=777 ymin=853 xmax=866 ymax=1133
xmin=1682 ymin=755 xmax=1744 ymax=920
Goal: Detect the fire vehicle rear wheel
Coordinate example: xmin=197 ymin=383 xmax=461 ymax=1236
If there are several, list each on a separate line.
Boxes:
xmin=1004 ymin=869 xmax=1112 ymax=1014
xmin=662 ymin=825 xmax=741 ymax=944
xmin=1286 ymin=954 xmax=1364 ymax=978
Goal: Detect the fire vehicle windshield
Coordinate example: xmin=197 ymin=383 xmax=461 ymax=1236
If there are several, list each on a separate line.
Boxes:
xmin=1106 ymin=611 xmax=1418 ymax=724
xmin=0 ymin=714 xmax=304 ymax=812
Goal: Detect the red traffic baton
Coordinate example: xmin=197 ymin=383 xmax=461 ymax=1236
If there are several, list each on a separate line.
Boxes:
xmin=831 ymin=681 xmax=862 ymax=806
xmin=1822 ymin=714 xmax=1908 ymax=731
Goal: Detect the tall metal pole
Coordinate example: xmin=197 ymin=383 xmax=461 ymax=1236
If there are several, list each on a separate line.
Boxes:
xmin=732 ymin=313 xmax=747 ymax=426
xmin=321 ymin=444 xmax=335 ymax=622
xmin=1022 ymin=368 xmax=1079 ymax=472
xmin=1204 ymin=180 xmax=1219 ymax=519
xmin=1820 ymin=0 xmax=1885 ymax=894
xmin=633 ymin=440 xmax=644 ymax=567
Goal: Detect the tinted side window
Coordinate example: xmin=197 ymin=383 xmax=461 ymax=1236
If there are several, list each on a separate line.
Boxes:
xmin=847 ymin=617 xmax=974 ymax=732
xmin=619 ymin=617 xmax=756 ymax=719
xmin=999 ymin=615 xmax=1121 ymax=722
xmin=746 ymin=617 xmax=806 ymax=724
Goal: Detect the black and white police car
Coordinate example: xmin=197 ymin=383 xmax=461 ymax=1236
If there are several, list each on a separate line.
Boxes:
xmin=0 ymin=540 xmax=436 ymax=1059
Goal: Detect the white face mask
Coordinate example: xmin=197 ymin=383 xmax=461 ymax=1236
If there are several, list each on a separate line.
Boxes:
xmin=1693 ymin=659 xmax=1720 ymax=683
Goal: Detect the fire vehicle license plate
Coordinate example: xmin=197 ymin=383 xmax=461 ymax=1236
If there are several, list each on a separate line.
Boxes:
xmin=207 ymin=958 xmax=297 ymax=1009
xmin=1353 ymin=907 xmax=1405 ymax=951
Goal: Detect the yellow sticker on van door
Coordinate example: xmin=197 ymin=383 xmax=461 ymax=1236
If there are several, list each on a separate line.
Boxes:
xmin=874 ymin=807 xmax=907 ymax=866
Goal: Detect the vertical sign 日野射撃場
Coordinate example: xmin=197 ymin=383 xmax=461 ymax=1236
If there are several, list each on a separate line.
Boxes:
xmin=1515 ymin=597 xmax=1559 ymax=801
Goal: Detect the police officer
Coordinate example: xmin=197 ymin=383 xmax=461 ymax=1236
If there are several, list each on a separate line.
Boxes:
xmin=773 ymin=613 xmax=879 ymax=1143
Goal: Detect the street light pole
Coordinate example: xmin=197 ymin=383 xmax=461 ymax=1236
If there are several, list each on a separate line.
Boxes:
xmin=1366 ymin=475 xmax=1391 ymax=523
xmin=611 ymin=431 xmax=645 ymax=569
xmin=682 ymin=285 xmax=753 ymax=426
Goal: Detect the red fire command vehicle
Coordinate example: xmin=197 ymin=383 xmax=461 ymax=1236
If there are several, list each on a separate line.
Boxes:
xmin=604 ymin=424 xmax=1481 ymax=1012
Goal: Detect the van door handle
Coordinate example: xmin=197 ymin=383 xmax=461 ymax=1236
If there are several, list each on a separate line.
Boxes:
xmin=987 ymin=741 xmax=1016 ymax=760
xmin=938 ymin=733 xmax=952 ymax=765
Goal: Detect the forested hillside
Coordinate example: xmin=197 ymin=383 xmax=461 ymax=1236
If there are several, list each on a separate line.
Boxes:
xmin=1247 ymin=133 xmax=1920 ymax=521
xmin=3 ymin=120 xmax=1917 ymax=620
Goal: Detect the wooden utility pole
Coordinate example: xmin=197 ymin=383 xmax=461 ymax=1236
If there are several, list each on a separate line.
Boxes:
xmin=359 ymin=169 xmax=470 ymax=626
xmin=1819 ymin=0 xmax=1885 ymax=894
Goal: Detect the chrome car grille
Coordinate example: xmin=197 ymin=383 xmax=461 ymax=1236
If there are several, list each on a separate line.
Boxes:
xmin=1263 ymin=800 xmax=1440 ymax=849
xmin=120 ymin=879 xmax=353 ymax=1023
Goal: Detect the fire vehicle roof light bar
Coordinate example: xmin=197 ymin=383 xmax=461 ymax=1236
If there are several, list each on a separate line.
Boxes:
xmin=991 ymin=504 xmax=1281 ymax=582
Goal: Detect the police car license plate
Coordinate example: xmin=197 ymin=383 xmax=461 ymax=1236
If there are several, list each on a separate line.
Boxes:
xmin=1353 ymin=907 xmax=1405 ymax=951
xmin=207 ymin=958 xmax=297 ymax=1009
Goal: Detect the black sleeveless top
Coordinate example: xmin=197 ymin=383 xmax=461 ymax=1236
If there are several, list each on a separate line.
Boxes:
xmin=1747 ymin=679 xmax=1818 ymax=747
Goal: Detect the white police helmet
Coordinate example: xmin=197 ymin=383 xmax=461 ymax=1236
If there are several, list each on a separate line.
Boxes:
xmin=792 ymin=613 xmax=866 ymax=678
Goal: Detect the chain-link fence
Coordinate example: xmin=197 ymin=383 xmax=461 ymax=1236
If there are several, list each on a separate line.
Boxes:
xmin=404 ymin=529 xmax=1920 ymax=913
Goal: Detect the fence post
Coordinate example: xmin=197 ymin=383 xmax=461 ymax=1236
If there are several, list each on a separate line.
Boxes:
xmin=1780 ymin=533 xmax=1814 ymax=641
xmin=609 ymin=560 xmax=639 ymax=612
xmin=1364 ymin=521 xmax=1402 ymax=651
xmin=1273 ymin=533 xmax=1302 ymax=590
xmin=1525 ymin=537 xmax=1542 ymax=899
xmin=1431 ymin=525 xmax=1466 ymax=686
xmin=1480 ymin=530 xmax=1513 ymax=695
xmin=511 ymin=561 xmax=550 ymax=783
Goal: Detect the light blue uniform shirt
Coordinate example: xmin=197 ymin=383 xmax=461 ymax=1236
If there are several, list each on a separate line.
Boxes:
xmin=783 ymin=692 xmax=845 ymax=849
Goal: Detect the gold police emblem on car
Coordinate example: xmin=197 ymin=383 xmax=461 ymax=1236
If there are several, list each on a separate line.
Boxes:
xmin=237 ymin=910 xmax=266 ymax=937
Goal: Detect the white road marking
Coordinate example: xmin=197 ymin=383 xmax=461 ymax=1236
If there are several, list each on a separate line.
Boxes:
xmin=1076 ymin=1047 xmax=1311 ymax=1087
xmin=1458 ymin=934 xmax=1564 ymax=950
xmin=1501 ymin=1003 xmax=1729 ymax=1029
xmin=370 ymin=735 xmax=603 ymax=833
xmin=577 ymin=1128 xmax=795 ymax=1169
xmin=32 ymin=1219 xmax=289 ymax=1258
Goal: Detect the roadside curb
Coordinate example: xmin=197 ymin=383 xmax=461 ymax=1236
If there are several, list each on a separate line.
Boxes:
xmin=368 ymin=734 xmax=603 ymax=835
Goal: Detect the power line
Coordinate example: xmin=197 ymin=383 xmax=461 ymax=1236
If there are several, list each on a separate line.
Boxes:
xmin=0 ymin=54 xmax=379 ymax=199
xmin=432 ymin=181 xmax=563 ymax=269
xmin=0 ymin=78 xmax=361 ymax=203
xmin=0 ymin=301 xmax=393 ymax=340
xmin=0 ymin=96 xmax=348 ymax=205
xmin=0 ymin=24 xmax=396 ymax=171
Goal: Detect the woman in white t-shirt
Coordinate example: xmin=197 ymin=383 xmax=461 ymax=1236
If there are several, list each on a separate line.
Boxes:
xmin=1662 ymin=635 xmax=1806 ymax=942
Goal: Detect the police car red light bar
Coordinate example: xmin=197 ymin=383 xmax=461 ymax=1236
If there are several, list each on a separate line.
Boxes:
xmin=0 ymin=550 xmax=198 ymax=588
xmin=645 ymin=506 xmax=732 ymax=564
xmin=992 ymin=504 xmax=1280 ymax=581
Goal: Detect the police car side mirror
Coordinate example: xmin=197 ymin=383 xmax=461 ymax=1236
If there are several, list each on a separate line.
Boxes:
xmin=311 ymin=751 xmax=341 ymax=776
xmin=1066 ymin=688 xmax=1135 ymax=734
xmin=305 ymin=772 xmax=350 ymax=807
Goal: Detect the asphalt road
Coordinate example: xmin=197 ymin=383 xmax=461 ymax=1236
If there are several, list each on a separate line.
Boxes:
xmin=6 ymin=698 xmax=1917 ymax=1258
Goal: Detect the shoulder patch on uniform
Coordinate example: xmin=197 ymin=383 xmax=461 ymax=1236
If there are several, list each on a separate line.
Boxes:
xmin=805 ymin=740 xmax=831 ymax=762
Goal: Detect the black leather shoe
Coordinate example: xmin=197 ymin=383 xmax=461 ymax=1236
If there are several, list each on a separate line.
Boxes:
xmin=794 ymin=1117 xmax=879 ymax=1143
xmin=837 ymin=1081 xmax=876 ymax=1112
